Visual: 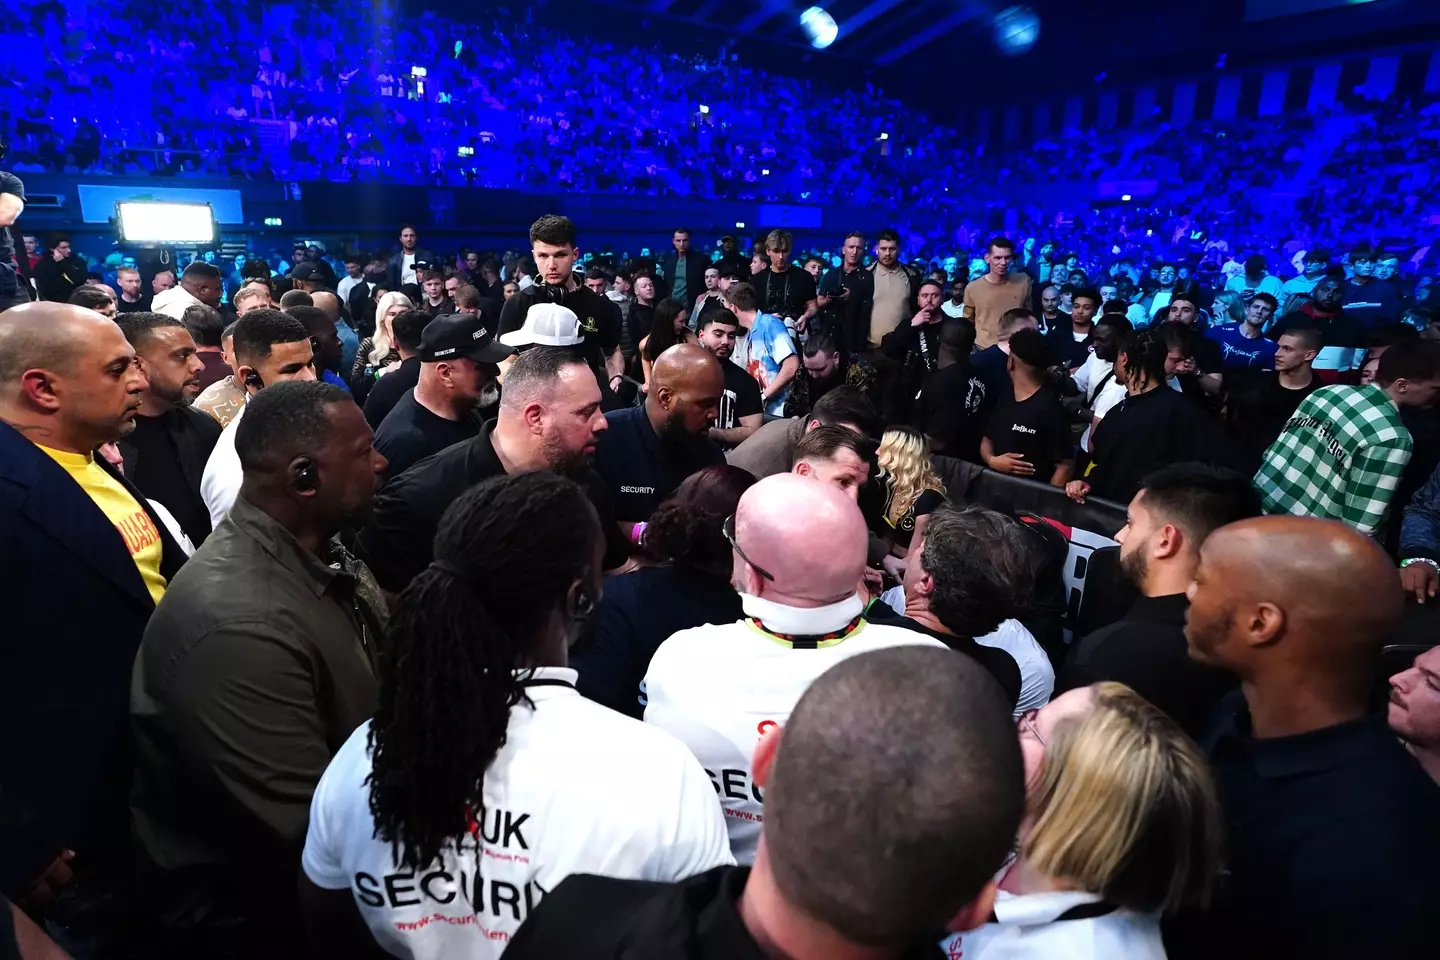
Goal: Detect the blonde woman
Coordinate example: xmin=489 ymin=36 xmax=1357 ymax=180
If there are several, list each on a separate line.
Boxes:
xmin=873 ymin=426 xmax=946 ymax=579
xmin=349 ymin=291 xmax=413 ymax=394
xmin=943 ymin=682 xmax=1223 ymax=958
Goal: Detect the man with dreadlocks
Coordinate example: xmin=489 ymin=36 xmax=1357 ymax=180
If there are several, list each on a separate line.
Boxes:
xmin=298 ymin=472 xmax=732 ymax=959
xmin=1066 ymin=328 xmax=1238 ymax=505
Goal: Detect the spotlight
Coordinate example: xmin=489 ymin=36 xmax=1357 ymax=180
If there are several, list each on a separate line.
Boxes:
xmin=699 ymin=104 xmax=710 ymax=114
xmin=1121 ymin=194 xmax=1132 ymax=202
xmin=879 ymin=132 xmax=889 ymax=141
xmin=799 ymin=7 xmax=838 ymax=50
xmin=993 ymin=6 xmax=1040 ymax=58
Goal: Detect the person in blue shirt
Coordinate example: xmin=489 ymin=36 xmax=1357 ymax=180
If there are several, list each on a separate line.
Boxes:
xmin=1207 ymin=292 xmax=1278 ymax=370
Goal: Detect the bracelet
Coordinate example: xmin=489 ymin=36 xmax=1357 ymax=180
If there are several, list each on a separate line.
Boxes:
xmin=1401 ymin=558 xmax=1440 ymax=571
xmin=630 ymin=521 xmax=647 ymax=546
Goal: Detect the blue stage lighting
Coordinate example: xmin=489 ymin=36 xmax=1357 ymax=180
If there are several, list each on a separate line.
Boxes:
xmin=993 ymin=6 xmax=1040 ymax=57
xmin=800 ymin=7 xmax=838 ymax=50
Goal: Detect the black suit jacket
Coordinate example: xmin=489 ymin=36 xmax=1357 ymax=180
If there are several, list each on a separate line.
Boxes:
xmin=659 ymin=250 xmax=712 ymax=302
xmin=0 ymin=421 xmax=186 ymax=889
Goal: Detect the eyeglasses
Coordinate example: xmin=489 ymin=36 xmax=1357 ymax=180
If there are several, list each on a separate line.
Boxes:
xmin=723 ymin=514 xmax=775 ymax=582
xmin=1018 ymin=710 xmax=1045 ymax=746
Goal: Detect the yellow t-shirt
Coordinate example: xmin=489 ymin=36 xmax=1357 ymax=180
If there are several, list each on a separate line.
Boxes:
xmin=39 ymin=445 xmax=167 ymax=605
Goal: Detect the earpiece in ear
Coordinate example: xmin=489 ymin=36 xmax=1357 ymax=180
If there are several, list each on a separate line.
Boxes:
xmin=244 ymin=370 xmax=264 ymax=390
xmin=294 ymin=459 xmax=318 ymax=491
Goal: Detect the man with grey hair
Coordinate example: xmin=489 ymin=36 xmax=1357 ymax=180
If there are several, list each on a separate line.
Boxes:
xmin=870 ymin=504 xmax=1049 ymax=714
xmin=356 ymin=346 xmax=627 ymax=596
xmin=642 ymin=473 xmax=950 ymax=865
xmin=509 ymin=645 xmax=1025 ymax=958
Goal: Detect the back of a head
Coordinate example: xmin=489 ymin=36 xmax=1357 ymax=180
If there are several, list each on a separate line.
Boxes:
xmin=182 ymin=260 xmax=221 ymax=285
xmin=1119 ymin=328 xmax=1168 ymax=385
xmin=1026 ymin=683 xmax=1222 ymax=916
xmin=368 ymin=472 xmax=601 ymax=871
xmin=735 ymin=473 xmax=868 ymax=601
xmin=231 ymin=308 xmax=309 ymax=368
xmin=1138 ymin=463 xmax=1261 ymax=552
xmin=1376 ymin=337 xmax=1440 ymax=388
xmin=285 ymin=304 xmax=330 ymax=338
xmin=766 ymin=646 xmax=1024 ymax=945
xmin=279 ymin=288 xmax=314 ymax=310
xmin=500 ymin=345 xmax=589 ymax=411
xmin=642 ymin=464 xmax=757 ymax=572
xmin=997 ymin=307 xmax=1037 ymax=338
xmin=723 ymin=282 xmax=758 ymax=313
xmin=801 ymin=334 xmax=838 ymax=361
xmin=921 ymin=505 xmax=1039 ymax=638
xmin=181 ymin=304 xmax=226 ymax=349
xmin=453 ymin=284 xmax=482 ymax=311
xmin=810 ymin=385 xmax=881 ymax=439
xmin=390 ymin=309 xmax=431 ymax=354
xmin=1006 ymin=327 xmax=1050 ymax=370
xmin=234 ymin=380 xmax=348 ymax=474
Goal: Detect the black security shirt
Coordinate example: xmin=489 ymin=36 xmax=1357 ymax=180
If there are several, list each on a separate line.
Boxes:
xmin=592 ymin=406 xmax=725 ymax=523
xmin=361 ymin=356 xmax=422 ymax=429
xmin=372 ymin=390 xmax=482 ymax=482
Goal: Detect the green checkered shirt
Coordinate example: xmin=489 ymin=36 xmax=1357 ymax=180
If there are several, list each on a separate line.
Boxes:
xmin=1254 ymin=383 xmax=1412 ymax=537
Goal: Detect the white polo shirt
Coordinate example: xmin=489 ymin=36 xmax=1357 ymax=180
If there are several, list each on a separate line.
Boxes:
xmin=941 ymin=889 xmax=1165 ymax=959
xmin=200 ymin=403 xmax=244 ymax=529
xmin=643 ymin=594 xmax=947 ymax=865
xmin=301 ymin=667 xmax=732 ymax=959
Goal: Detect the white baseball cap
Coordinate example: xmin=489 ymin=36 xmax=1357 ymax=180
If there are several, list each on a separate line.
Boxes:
xmin=500 ymin=303 xmax=585 ymax=347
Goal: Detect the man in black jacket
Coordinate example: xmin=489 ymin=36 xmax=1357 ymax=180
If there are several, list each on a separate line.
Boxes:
xmin=0 ymin=303 xmax=186 ymax=947
xmin=32 ymin=234 xmax=88 ymax=303
xmin=384 ymin=224 xmax=436 ymax=290
xmin=659 ymin=228 xmax=711 ymax=308
xmin=115 ymin=312 xmax=223 ymax=547
xmin=506 ymin=646 xmax=1024 ymax=960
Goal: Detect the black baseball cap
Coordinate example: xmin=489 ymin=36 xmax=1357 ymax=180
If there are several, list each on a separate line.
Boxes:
xmin=291 ymin=262 xmax=320 ymax=281
xmin=418 ymin=314 xmax=516 ymax=364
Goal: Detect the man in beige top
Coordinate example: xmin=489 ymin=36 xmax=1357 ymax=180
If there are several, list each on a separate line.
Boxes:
xmin=868 ymin=230 xmax=917 ymax=349
xmin=964 ymin=237 xmax=1032 ymax=350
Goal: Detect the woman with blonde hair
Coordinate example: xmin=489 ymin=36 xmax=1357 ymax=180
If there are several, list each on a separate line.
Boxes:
xmin=349 ymin=291 xmax=413 ymax=400
xmin=943 ymin=682 xmax=1224 ymax=958
xmin=872 ymin=425 xmax=946 ymax=579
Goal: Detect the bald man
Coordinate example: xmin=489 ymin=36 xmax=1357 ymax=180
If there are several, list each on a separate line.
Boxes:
xmin=0 ymin=303 xmax=187 ymax=933
xmin=592 ymin=342 xmax=726 ymax=530
xmin=309 ymin=290 xmax=360 ymax=376
xmin=643 ymin=473 xmax=948 ymax=864
xmin=1184 ymin=516 xmax=1440 ymax=956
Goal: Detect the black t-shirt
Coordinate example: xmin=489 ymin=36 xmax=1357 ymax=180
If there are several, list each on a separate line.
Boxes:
xmin=1225 ymin=371 xmax=1323 ymax=473
xmin=916 ymin=358 xmax=990 ymax=463
xmin=361 ymin=356 xmax=422 ymax=429
xmin=125 ymin=411 xmax=220 ymax=547
xmin=715 ymin=359 xmax=763 ymax=431
xmin=753 ymin=267 xmax=816 ymax=320
xmin=115 ymin=294 xmax=153 ymax=314
xmin=984 ymin=386 xmax=1073 ymax=480
xmin=373 ymin=390 xmax=483 ymax=482
xmin=0 ymin=171 xmax=23 ymax=266
xmin=877 ymin=485 xmax=945 ymax=551
xmin=1088 ymin=386 xmax=1237 ymax=503
xmin=499 ymin=282 xmax=621 ymax=378
xmin=592 ymin=406 xmax=725 ymax=522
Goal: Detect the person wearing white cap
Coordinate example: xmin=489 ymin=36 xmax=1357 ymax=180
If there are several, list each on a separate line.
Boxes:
xmin=499 ymin=302 xmax=587 ymax=349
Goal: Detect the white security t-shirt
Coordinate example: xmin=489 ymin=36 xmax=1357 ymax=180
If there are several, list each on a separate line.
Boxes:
xmin=643 ymin=596 xmax=947 ymax=865
xmin=200 ymin=404 xmax=244 ymax=529
xmin=302 ymin=668 xmax=732 ymax=959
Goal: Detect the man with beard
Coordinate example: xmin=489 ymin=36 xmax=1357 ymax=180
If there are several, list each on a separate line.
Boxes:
xmin=131 ymin=381 xmax=386 ymax=957
xmin=385 ymin=224 xmax=435 ymax=290
xmin=1133 ymin=262 xmax=1179 ymax=326
xmin=1268 ymin=277 xmax=1367 ymax=384
xmin=592 ymin=343 xmax=725 ymax=533
xmin=694 ymin=306 xmax=763 ymax=449
xmin=114 ymin=313 xmax=222 ymax=547
xmin=1055 ymin=463 xmax=1257 ymax=737
xmin=817 ymin=231 xmax=874 ymax=354
xmin=714 ymin=234 xmax=748 ymax=279
xmin=355 ymin=346 xmax=628 ymax=596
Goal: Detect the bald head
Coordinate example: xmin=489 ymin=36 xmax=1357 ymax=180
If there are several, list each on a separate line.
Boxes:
xmin=0 ymin=302 xmax=146 ymax=452
xmin=310 ymin=291 xmax=342 ymax=323
xmin=733 ymin=473 xmax=868 ymax=605
xmin=1186 ymin=516 xmax=1402 ymax=684
xmin=650 ymin=343 xmax=725 ymax=440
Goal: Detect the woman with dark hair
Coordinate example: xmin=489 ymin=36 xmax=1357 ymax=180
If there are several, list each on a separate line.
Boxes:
xmin=572 ymin=464 xmax=756 ymax=718
xmin=638 ymin=296 xmax=693 ymax=392
xmin=299 ymin=473 xmax=732 ymax=958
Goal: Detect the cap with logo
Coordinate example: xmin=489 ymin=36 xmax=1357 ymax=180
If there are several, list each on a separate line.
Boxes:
xmin=500 ymin=303 xmax=585 ymax=347
xmin=418 ymin=314 xmax=516 ymax=364
xmin=291 ymin=262 xmax=320 ymax=281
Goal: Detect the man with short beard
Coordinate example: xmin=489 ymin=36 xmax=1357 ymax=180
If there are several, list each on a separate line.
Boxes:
xmin=115 ymin=265 xmax=151 ymax=314
xmin=356 ymin=346 xmax=629 ymax=596
xmin=1056 ymin=463 xmax=1258 ymax=736
xmin=113 ymin=312 xmax=222 ymax=547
